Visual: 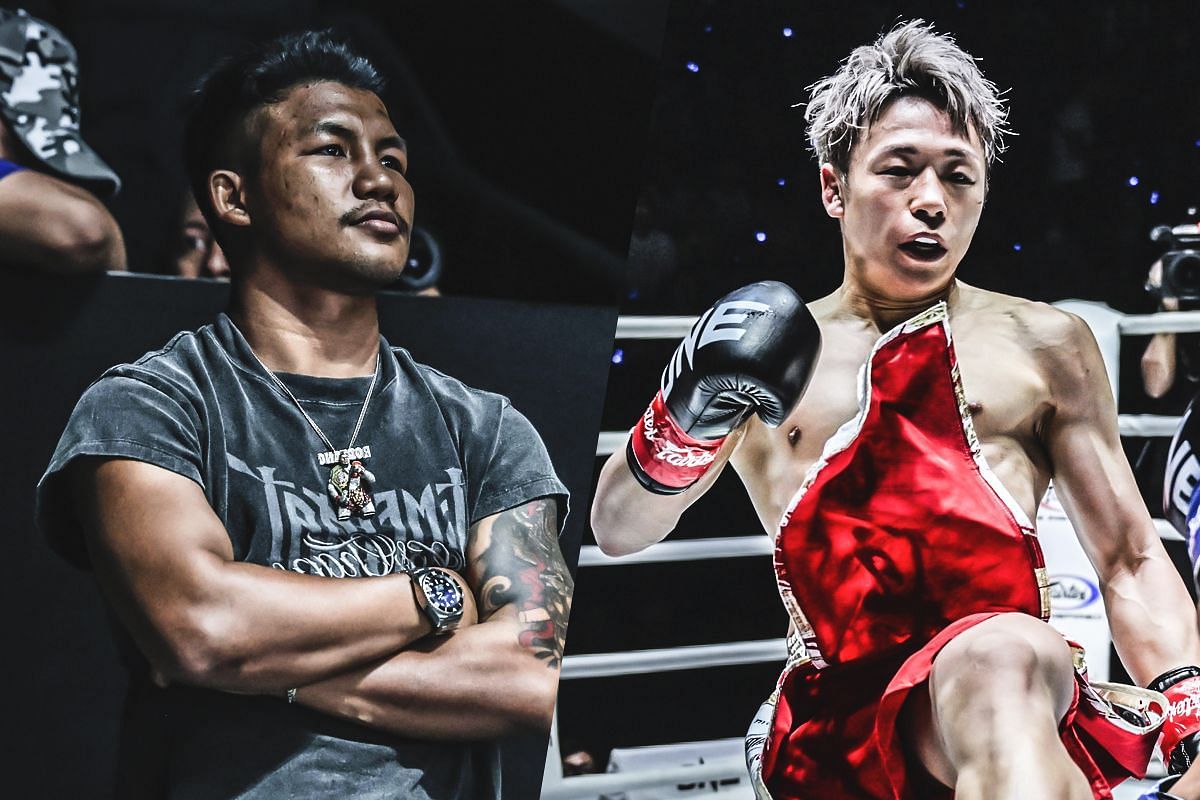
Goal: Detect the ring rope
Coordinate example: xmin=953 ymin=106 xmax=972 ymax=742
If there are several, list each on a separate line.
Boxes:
xmin=1118 ymin=310 xmax=1200 ymax=335
xmin=577 ymin=536 xmax=773 ymax=567
xmin=562 ymin=638 xmax=787 ymax=680
xmin=599 ymin=416 xmax=1184 ymax=456
xmin=615 ymin=309 xmax=1200 ymax=340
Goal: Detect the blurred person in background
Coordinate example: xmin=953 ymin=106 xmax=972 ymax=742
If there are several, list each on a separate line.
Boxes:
xmin=170 ymin=188 xmax=229 ymax=279
xmin=0 ymin=7 xmax=124 ymax=273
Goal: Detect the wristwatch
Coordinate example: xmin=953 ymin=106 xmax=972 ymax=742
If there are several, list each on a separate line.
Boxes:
xmin=407 ymin=566 xmax=465 ymax=634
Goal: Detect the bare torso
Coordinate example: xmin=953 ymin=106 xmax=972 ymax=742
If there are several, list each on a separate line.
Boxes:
xmin=732 ymin=281 xmax=1066 ymax=533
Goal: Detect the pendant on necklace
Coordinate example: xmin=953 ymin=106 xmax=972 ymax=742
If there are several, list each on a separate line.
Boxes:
xmin=323 ymin=447 xmax=376 ymax=520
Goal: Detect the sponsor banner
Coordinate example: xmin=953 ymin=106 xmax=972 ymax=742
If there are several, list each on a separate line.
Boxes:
xmin=604 ymin=738 xmax=748 ymax=798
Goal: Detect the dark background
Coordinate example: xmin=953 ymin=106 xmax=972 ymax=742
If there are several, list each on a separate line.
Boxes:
xmin=619 ymin=0 xmax=1200 ymax=315
xmin=5 ymin=273 xmax=616 ymax=798
xmin=18 ymin=0 xmax=670 ymax=304
xmin=560 ymin=0 xmax=1200 ymax=771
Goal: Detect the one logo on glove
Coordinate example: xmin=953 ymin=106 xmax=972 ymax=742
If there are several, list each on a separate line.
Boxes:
xmin=662 ymin=300 xmax=771 ymax=399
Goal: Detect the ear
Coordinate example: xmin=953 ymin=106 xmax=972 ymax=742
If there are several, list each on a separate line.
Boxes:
xmin=210 ymin=170 xmax=251 ymax=228
xmin=819 ymin=164 xmax=845 ymax=219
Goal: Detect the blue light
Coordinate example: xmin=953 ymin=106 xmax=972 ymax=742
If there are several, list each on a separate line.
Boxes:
xmin=782 ymin=27 xmax=794 ymax=38
xmin=686 ymin=61 xmax=700 ymax=73
xmin=1151 ymin=191 xmax=1161 ymax=205
xmin=703 ymin=24 xmax=712 ymax=33
xmin=777 ymin=178 xmax=787 ymax=187
xmin=1195 ymin=138 xmax=1200 ymax=147
xmin=1128 ymin=176 xmax=1140 ymax=187
xmin=612 ymin=348 xmax=624 ymax=365
xmin=1013 ymin=243 xmax=1022 ymax=252
xmin=755 ymin=231 xmax=768 ymax=243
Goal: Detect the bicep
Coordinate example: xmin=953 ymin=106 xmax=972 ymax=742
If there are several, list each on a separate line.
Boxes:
xmin=72 ymin=458 xmax=235 ymax=661
xmin=465 ymin=498 xmax=573 ymax=666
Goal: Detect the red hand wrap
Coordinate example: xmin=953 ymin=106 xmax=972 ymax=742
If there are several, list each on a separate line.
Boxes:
xmin=1159 ymin=675 xmax=1200 ymax=761
xmin=629 ymin=390 xmax=726 ymax=490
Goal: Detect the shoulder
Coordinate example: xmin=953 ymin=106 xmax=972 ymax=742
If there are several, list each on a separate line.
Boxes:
xmin=807 ymin=291 xmax=842 ymax=326
xmin=965 ymin=289 xmax=1106 ymax=403
xmin=390 ymin=347 xmax=513 ymax=434
xmin=959 ymin=285 xmax=1086 ymax=347
xmin=108 ymin=324 xmax=216 ymax=379
xmin=80 ymin=325 xmax=223 ymax=414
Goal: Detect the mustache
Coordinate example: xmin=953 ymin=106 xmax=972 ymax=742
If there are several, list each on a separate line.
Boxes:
xmin=340 ymin=205 xmax=410 ymax=236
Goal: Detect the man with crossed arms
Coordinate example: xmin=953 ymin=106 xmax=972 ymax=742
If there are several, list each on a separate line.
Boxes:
xmin=38 ymin=30 xmax=571 ymax=799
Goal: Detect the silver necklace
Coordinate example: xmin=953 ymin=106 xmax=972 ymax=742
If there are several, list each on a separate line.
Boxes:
xmin=250 ymin=348 xmax=382 ymax=520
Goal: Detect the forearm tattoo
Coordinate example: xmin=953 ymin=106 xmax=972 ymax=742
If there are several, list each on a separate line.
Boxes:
xmin=475 ymin=499 xmax=573 ymax=667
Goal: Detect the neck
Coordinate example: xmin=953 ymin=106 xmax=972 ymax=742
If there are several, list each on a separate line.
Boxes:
xmin=228 ymin=274 xmax=381 ymax=378
xmin=838 ymin=274 xmax=960 ymax=331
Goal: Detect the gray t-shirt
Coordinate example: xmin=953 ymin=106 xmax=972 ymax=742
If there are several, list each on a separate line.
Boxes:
xmin=37 ymin=313 xmax=568 ymax=800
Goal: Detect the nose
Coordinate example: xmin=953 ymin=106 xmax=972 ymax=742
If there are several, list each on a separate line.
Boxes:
xmin=910 ymin=167 xmax=946 ymax=225
xmin=352 ymin=157 xmax=400 ymax=203
xmin=204 ymin=240 xmax=230 ymax=279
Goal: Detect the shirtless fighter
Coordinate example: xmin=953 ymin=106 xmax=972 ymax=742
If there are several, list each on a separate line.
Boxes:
xmin=592 ymin=20 xmax=1200 ymax=800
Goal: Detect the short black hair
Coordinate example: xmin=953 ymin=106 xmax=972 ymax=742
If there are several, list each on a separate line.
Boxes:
xmin=182 ymin=29 xmax=385 ymax=238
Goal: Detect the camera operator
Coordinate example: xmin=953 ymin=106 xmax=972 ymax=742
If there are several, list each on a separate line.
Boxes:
xmin=1142 ymin=219 xmax=1200 ymax=398
xmin=1135 ymin=222 xmax=1200 ymax=526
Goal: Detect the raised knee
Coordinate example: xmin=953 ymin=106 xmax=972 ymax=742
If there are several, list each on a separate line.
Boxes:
xmin=959 ymin=630 xmax=1048 ymax=680
xmin=934 ymin=618 xmax=1073 ymax=704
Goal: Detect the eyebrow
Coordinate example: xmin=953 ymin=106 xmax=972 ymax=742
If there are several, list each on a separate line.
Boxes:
xmin=878 ymin=144 xmax=979 ymax=162
xmin=310 ymin=120 xmax=407 ymax=153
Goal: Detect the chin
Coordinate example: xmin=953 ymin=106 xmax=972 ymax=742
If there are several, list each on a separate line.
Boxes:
xmin=894 ymin=257 xmax=958 ymax=288
xmin=351 ymin=263 xmax=408 ymax=290
xmin=303 ymin=255 xmax=402 ymax=294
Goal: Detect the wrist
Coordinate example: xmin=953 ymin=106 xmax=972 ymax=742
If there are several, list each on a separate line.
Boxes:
xmin=627 ymin=390 xmax=726 ymax=494
xmin=1150 ymin=667 xmax=1200 ymax=770
xmin=406 ymin=566 xmax=466 ymax=635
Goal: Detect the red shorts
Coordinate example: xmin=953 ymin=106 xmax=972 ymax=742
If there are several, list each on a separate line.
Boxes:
xmin=755 ymin=613 xmax=1160 ymax=800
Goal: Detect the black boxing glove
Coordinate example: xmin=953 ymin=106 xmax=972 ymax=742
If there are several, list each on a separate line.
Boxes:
xmin=1150 ymin=665 xmax=1200 ymax=774
xmin=627 ymin=281 xmax=820 ymax=494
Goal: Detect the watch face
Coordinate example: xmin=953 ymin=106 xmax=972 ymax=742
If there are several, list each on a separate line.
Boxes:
xmin=420 ymin=570 xmax=464 ymax=614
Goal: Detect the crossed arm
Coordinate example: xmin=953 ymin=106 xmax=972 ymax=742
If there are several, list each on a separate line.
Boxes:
xmin=296 ymin=499 xmax=572 ymax=738
xmin=73 ymin=457 xmax=572 ymax=738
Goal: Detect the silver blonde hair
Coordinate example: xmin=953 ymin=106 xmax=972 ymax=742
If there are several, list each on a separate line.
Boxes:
xmin=804 ymin=19 xmax=1011 ymax=175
